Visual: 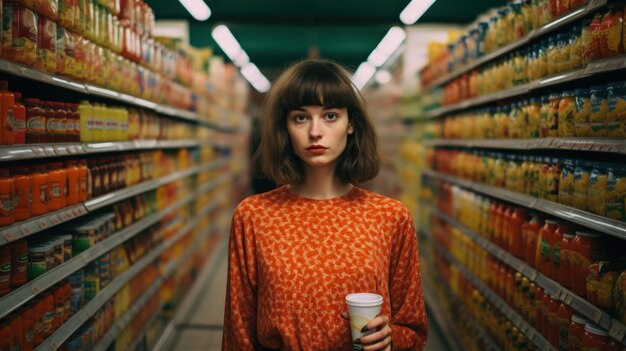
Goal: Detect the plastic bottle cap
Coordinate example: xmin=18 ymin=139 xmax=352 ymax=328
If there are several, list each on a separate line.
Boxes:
xmin=545 ymin=219 xmax=559 ymax=225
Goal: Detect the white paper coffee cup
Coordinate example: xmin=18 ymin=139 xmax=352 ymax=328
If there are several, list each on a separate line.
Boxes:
xmin=345 ymin=293 xmax=383 ymax=349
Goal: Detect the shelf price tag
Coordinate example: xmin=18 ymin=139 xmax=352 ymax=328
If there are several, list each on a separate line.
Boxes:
xmin=54 ymin=145 xmax=68 ymax=155
xmin=50 ymin=214 xmax=61 ymax=225
xmin=37 ymin=219 xmax=48 ymax=230
xmin=31 ymin=146 xmax=45 ymax=157
xmin=43 ymin=146 xmax=56 ymax=156
xmin=19 ymin=224 xmax=31 ymax=236
xmin=1 ymin=230 xmax=13 ymax=242
xmin=609 ymin=324 xmax=626 ymax=342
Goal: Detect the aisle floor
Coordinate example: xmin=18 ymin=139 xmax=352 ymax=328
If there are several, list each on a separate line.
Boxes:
xmin=170 ymin=253 xmax=449 ymax=351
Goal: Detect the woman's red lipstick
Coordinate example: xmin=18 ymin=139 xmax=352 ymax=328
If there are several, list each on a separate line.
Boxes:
xmin=306 ymin=145 xmax=327 ymax=154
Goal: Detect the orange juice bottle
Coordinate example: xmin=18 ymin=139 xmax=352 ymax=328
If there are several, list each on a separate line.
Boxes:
xmin=64 ymin=160 xmax=79 ymax=206
xmin=0 ymin=168 xmax=15 ymax=226
xmin=30 ymin=165 xmax=49 ymax=216
xmin=11 ymin=167 xmax=31 ymax=221
xmin=0 ymin=81 xmax=16 ymax=145
xmin=13 ymin=93 xmax=26 ymax=145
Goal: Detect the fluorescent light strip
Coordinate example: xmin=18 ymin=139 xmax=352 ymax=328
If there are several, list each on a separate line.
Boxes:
xmin=241 ymin=63 xmax=271 ymax=93
xmin=179 ymin=0 xmax=211 ymax=21
xmin=211 ymin=25 xmax=244 ymax=62
xmin=367 ymin=26 xmax=406 ymax=67
xmin=352 ymin=62 xmax=376 ymax=90
xmin=400 ymin=0 xmax=436 ymax=25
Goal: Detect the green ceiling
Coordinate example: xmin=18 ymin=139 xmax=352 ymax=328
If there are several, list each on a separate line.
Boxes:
xmin=145 ymin=0 xmax=507 ymax=78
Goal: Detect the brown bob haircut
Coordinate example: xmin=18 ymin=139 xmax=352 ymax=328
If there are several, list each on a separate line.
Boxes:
xmin=253 ymin=59 xmax=380 ymax=185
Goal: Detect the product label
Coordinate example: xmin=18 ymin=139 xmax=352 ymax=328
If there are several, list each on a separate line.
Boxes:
xmin=27 ymin=116 xmax=45 ymax=134
xmin=47 ymin=119 xmax=65 ymax=134
xmin=15 ymin=118 xmax=26 ymax=133
xmin=0 ymin=262 xmax=10 ymax=273
xmin=39 ymin=183 xmax=48 ymax=204
xmin=552 ymin=242 xmax=561 ymax=266
xmin=5 ymin=109 xmax=15 ymax=132
xmin=1 ymin=193 xmax=13 ymax=213
xmin=540 ymin=238 xmax=552 ymax=263
xmin=50 ymin=182 xmax=61 ymax=199
xmin=25 ymin=329 xmax=33 ymax=343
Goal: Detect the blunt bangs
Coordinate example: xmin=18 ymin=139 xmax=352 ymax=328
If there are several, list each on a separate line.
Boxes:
xmin=278 ymin=61 xmax=357 ymax=111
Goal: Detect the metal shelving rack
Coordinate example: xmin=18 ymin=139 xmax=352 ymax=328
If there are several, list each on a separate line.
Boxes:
xmin=423 ymin=138 xmax=626 ymax=155
xmin=429 ymin=238 xmax=558 ymax=351
xmin=0 ymin=46 xmax=242 ymax=351
xmin=427 ymin=205 xmax=626 ymax=344
xmin=422 ymin=169 xmax=626 ymax=239
xmin=0 ymin=174 xmax=230 ymax=320
xmin=423 ymin=0 xmax=609 ymax=91
xmin=0 ymin=159 xmax=228 ymax=246
xmin=0 ymin=58 xmax=238 ymax=133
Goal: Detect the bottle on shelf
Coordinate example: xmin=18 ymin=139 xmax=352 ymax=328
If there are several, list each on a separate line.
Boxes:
xmin=0 ymin=81 xmax=16 ymax=145
xmin=13 ymin=93 xmax=26 ymax=145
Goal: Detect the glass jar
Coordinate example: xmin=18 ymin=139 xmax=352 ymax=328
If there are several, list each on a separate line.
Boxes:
xmin=570 ymin=231 xmax=603 ymax=297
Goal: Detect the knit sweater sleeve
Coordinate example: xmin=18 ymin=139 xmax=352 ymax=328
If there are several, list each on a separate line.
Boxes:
xmin=388 ymin=209 xmax=428 ymax=351
xmin=222 ymin=205 xmax=260 ymax=350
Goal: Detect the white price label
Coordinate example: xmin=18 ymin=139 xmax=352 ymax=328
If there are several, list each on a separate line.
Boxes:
xmin=44 ymin=146 xmax=55 ymax=156
xmin=54 ymin=146 xmax=68 ymax=155
xmin=1 ymin=230 xmax=13 ymax=242
xmin=37 ymin=219 xmax=48 ymax=230
xmin=31 ymin=147 xmax=45 ymax=156
xmin=19 ymin=225 xmax=31 ymax=236
xmin=50 ymin=214 xmax=60 ymax=225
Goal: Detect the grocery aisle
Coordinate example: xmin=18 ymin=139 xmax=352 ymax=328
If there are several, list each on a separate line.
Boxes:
xmin=167 ymin=250 xmax=449 ymax=351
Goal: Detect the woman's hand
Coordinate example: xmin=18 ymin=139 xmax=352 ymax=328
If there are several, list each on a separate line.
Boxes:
xmin=341 ymin=312 xmax=392 ymax=351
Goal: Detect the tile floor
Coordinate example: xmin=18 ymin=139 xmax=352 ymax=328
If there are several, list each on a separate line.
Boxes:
xmin=168 ymin=253 xmax=450 ymax=351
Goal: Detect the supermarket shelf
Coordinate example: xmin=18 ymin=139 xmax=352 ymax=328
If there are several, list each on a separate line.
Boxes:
xmin=92 ymin=275 xmax=164 ymax=351
xmin=35 ymin=238 xmax=167 ymax=351
xmin=0 ymin=140 xmax=202 ymax=162
xmin=126 ymin=305 xmax=163 ymax=351
xmin=92 ymin=221 xmax=216 ymax=351
xmin=0 ymin=159 xmax=227 ymax=246
xmin=422 ymin=279 xmax=467 ymax=351
xmin=152 ymin=235 xmax=228 ymax=351
xmin=429 ymin=206 xmax=626 ymax=345
xmin=425 ymin=0 xmax=608 ymax=89
xmin=424 ymin=54 xmax=626 ymax=119
xmin=432 ymin=241 xmax=557 ymax=351
xmin=0 ymin=188 xmax=202 ymax=320
xmin=0 ymin=204 xmax=88 ymax=246
xmin=422 ymin=168 xmax=626 ymax=239
xmin=0 ymin=58 xmax=238 ymax=133
xmin=422 ymin=269 xmax=500 ymax=351
xmin=35 ymin=193 xmax=219 ymax=351
xmin=423 ymin=138 xmax=626 ymax=155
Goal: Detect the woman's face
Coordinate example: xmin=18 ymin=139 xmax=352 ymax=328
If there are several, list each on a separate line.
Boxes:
xmin=286 ymin=105 xmax=353 ymax=170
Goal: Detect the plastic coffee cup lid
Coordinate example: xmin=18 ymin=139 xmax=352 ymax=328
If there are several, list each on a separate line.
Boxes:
xmin=346 ymin=293 xmax=383 ymax=307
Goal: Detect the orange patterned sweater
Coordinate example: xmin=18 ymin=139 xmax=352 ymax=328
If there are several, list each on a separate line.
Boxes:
xmin=222 ymin=186 xmax=428 ymax=350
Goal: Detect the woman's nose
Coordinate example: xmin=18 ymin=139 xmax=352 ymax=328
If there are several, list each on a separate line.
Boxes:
xmin=309 ymin=119 xmax=322 ymax=139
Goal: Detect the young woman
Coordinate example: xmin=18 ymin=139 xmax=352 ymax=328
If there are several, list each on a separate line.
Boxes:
xmin=222 ymin=59 xmax=428 ymax=351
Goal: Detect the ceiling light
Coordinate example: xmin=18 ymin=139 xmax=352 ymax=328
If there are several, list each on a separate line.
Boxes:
xmin=367 ymin=26 xmax=406 ymax=67
xmin=400 ymin=0 xmax=436 ymax=25
xmin=241 ymin=63 xmax=271 ymax=93
xmin=211 ymin=25 xmax=244 ymax=62
xmin=179 ymin=0 xmax=211 ymax=21
xmin=375 ymin=70 xmax=392 ymax=85
xmin=233 ymin=50 xmax=250 ymax=67
xmin=352 ymin=62 xmax=376 ymax=90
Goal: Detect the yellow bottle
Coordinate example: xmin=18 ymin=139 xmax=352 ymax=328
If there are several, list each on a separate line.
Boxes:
xmin=78 ymin=101 xmax=94 ymax=142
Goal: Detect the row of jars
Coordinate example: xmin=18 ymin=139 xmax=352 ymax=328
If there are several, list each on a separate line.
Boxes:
xmin=0 ymin=149 xmax=194 ymax=226
xmin=442 ymin=5 xmax=625 ymax=105
xmin=0 ymin=80 xmax=198 ymax=146
xmin=430 ymin=149 xmax=626 ymax=221
xmin=3 ymin=2 xmax=195 ymax=111
xmin=439 ymin=81 xmax=626 ymax=139
xmin=431 ymin=216 xmax=626 ymax=350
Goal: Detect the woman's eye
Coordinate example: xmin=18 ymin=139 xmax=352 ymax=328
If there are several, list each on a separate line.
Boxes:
xmin=293 ymin=114 xmax=308 ymax=122
xmin=325 ymin=112 xmax=338 ymax=120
